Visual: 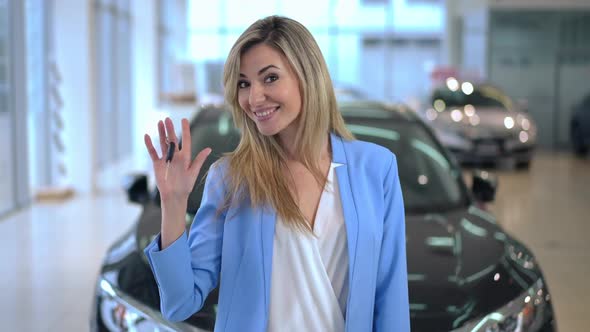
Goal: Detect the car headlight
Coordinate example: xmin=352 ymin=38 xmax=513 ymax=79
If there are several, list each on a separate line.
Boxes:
xmin=97 ymin=276 xmax=208 ymax=332
xmin=103 ymin=231 xmax=137 ymax=265
xmin=452 ymin=278 xmax=551 ymax=332
xmin=506 ymin=243 xmax=536 ymax=270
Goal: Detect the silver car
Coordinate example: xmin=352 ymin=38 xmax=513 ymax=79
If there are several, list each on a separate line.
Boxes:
xmin=419 ymin=81 xmax=537 ymax=169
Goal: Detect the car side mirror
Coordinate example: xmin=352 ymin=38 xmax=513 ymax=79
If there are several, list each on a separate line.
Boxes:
xmin=471 ymin=170 xmax=497 ymax=203
xmin=122 ymin=173 xmax=149 ymax=204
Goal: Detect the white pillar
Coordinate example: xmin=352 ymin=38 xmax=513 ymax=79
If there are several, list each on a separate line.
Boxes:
xmin=12 ymin=0 xmax=31 ymax=207
xmin=53 ymin=0 xmax=96 ymax=194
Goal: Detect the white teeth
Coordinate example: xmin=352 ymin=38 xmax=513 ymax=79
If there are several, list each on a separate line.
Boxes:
xmin=254 ymin=107 xmax=278 ymax=117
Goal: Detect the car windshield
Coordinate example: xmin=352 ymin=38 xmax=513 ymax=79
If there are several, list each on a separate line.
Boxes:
xmin=186 ymin=107 xmax=468 ymax=215
xmin=431 ymin=85 xmax=512 ymax=110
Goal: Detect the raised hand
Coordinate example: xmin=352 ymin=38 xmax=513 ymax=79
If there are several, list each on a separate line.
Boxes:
xmin=144 ymin=117 xmax=212 ymax=204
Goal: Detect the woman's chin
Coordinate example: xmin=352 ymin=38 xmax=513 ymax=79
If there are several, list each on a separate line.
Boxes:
xmin=255 ymin=124 xmax=281 ymax=137
xmin=257 ymin=128 xmax=279 ymax=136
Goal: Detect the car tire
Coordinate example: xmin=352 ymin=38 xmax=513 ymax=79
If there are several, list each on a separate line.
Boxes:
xmin=516 ymin=160 xmax=531 ymax=170
xmin=575 ymin=145 xmax=589 ymax=156
xmin=571 ymin=122 xmax=588 ymax=156
xmin=573 ymin=141 xmax=588 ymax=156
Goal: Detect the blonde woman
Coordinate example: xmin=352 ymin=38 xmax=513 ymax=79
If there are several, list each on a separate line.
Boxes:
xmin=144 ymin=16 xmax=410 ymax=331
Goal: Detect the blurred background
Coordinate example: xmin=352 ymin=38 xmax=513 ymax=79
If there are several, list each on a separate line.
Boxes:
xmin=1 ymin=0 xmax=589 ymax=331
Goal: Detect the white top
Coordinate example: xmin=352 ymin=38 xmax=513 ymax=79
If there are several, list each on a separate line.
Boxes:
xmin=267 ymin=163 xmax=349 ymax=332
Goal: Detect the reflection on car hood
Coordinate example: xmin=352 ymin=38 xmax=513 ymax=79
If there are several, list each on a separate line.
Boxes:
xmin=101 ymin=204 xmax=541 ymax=332
xmin=406 ymin=206 xmax=541 ymax=331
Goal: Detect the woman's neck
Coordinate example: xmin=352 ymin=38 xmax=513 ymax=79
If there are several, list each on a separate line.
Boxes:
xmin=278 ymin=131 xmax=331 ymax=163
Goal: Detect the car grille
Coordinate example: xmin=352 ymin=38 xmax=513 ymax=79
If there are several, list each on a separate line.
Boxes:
xmin=473 ymin=138 xmax=505 ymax=155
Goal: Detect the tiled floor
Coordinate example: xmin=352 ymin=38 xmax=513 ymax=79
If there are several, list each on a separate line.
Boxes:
xmin=0 ymin=151 xmax=589 ymax=331
xmin=0 ymin=193 xmax=142 ymax=331
xmin=486 ymin=151 xmax=590 ymax=331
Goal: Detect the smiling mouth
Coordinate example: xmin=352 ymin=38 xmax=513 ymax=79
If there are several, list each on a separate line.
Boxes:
xmin=253 ymin=106 xmax=280 ymax=119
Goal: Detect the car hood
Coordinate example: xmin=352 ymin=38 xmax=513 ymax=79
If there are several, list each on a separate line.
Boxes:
xmin=101 ymin=204 xmax=541 ymax=332
xmin=436 ymin=106 xmax=523 ymax=139
xmin=406 ymin=206 xmax=541 ymax=331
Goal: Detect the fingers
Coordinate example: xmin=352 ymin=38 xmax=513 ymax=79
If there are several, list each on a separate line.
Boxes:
xmin=189 ymin=148 xmax=212 ymax=179
xmin=144 ymin=134 xmax=160 ymax=161
xmin=158 ymin=120 xmax=167 ymax=155
xmin=165 ymin=117 xmax=178 ymax=145
xmin=181 ymin=118 xmax=191 ymax=155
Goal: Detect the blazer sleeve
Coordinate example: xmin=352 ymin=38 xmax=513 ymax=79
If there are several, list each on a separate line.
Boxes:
xmin=143 ymin=162 xmax=226 ymax=322
xmin=374 ymin=154 xmax=411 ymax=331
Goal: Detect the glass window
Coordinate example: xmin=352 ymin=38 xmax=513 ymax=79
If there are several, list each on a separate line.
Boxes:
xmin=187 ymin=1 xmax=221 ymax=30
xmin=225 ymin=0 xmax=278 ymax=30
xmin=280 ymin=0 xmax=332 ymax=30
xmin=168 ymin=0 xmax=444 ymax=103
xmin=188 ymin=34 xmax=225 ymax=61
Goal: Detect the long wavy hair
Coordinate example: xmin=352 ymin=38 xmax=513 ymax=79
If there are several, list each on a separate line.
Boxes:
xmin=221 ymin=15 xmax=353 ymax=231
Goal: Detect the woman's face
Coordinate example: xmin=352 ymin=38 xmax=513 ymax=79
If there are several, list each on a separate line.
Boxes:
xmin=237 ymin=43 xmax=302 ymax=138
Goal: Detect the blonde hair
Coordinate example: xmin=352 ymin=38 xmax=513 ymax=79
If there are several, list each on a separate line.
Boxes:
xmin=221 ymin=15 xmax=353 ymax=231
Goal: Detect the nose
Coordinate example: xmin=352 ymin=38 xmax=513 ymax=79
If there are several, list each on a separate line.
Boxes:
xmin=248 ymin=82 xmax=265 ymax=107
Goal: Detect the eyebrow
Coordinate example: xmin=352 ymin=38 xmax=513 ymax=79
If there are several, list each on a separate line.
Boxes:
xmin=239 ymin=64 xmax=280 ymax=77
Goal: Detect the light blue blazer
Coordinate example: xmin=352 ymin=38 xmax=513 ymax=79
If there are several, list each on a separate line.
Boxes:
xmin=144 ymin=133 xmax=410 ymax=331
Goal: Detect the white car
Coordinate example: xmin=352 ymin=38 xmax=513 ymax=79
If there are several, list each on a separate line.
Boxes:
xmin=419 ymin=81 xmax=537 ymax=169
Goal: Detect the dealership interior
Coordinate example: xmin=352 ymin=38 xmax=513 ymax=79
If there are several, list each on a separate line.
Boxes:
xmin=1 ymin=0 xmax=589 ymax=331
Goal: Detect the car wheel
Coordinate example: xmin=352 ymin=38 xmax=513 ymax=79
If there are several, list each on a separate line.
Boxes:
xmin=571 ymin=122 xmax=588 ymax=156
xmin=516 ymin=160 xmax=531 ymax=170
xmin=575 ymin=145 xmax=589 ymax=156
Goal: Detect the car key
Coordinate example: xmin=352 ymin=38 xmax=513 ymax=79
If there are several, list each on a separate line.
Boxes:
xmin=164 ymin=141 xmax=175 ymax=181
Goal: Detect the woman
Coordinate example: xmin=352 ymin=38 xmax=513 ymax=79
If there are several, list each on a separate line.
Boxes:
xmin=144 ymin=16 xmax=410 ymax=332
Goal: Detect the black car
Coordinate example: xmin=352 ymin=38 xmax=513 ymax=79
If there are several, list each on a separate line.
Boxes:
xmin=91 ymin=101 xmax=556 ymax=332
xmin=571 ymin=93 xmax=590 ymax=156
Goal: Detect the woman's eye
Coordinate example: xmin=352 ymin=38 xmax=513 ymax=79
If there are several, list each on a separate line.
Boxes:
xmin=238 ymin=81 xmax=249 ymax=89
xmin=265 ymin=74 xmax=278 ymax=84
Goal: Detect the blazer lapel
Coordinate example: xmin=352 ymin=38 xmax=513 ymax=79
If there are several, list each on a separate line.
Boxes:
xmin=330 ymin=133 xmax=359 ymax=288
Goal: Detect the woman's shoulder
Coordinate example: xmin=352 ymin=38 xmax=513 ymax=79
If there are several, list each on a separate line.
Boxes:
xmin=210 ymin=155 xmax=230 ymax=173
xmin=341 ymin=138 xmax=395 ymax=162
xmin=338 ymin=137 xmax=397 ymax=175
xmin=205 ymin=156 xmax=231 ymax=188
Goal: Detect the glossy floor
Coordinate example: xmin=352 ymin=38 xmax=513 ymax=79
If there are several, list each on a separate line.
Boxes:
xmin=0 ymin=151 xmax=589 ymax=331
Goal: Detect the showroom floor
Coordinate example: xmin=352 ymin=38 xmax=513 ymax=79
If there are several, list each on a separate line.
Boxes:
xmin=0 ymin=151 xmax=588 ymax=331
